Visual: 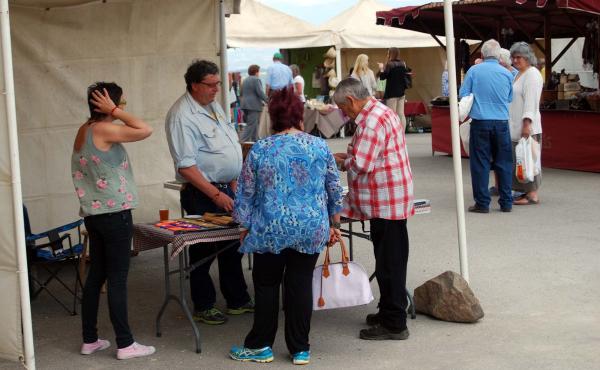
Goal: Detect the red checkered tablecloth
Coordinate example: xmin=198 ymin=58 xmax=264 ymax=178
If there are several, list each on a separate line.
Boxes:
xmin=132 ymin=223 xmax=240 ymax=259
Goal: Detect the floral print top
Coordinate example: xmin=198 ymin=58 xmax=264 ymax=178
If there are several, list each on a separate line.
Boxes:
xmin=71 ymin=128 xmax=138 ymax=216
xmin=234 ymin=132 xmax=343 ymax=255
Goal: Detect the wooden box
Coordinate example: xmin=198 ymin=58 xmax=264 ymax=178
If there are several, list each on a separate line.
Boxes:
xmin=558 ymin=82 xmax=580 ymax=92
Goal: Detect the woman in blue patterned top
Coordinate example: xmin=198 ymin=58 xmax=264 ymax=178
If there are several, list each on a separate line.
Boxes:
xmin=230 ymin=88 xmax=343 ymax=365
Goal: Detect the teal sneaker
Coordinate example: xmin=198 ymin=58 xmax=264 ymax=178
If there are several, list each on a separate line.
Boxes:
xmin=193 ymin=307 xmax=227 ymax=325
xmin=229 ymin=345 xmax=273 ymax=363
xmin=292 ymin=351 xmax=310 ymax=365
xmin=227 ymin=299 xmax=255 ymax=315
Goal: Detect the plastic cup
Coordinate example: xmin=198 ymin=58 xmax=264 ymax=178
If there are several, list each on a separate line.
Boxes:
xmin=159 ymin=209 xmax=169 ymax=221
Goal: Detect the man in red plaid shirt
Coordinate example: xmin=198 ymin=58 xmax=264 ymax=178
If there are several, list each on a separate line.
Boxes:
xmin=333 ymin=78 xmax=414 ymax=341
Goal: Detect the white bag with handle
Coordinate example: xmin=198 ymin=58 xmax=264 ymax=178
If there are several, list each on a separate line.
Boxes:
xmin=458 ymin=93 xmax=474 ymax=122
xmin=459 ymin=119 xmax=471 ymax=156
xmin=312 ymin=238 xmax=373 ymax=310
xmin=515 ymin=137 xmax=535 ymax=183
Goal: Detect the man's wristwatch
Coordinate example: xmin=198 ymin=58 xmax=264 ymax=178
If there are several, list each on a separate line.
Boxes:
xmin=331 ymin=221 xmax=341 ymax=229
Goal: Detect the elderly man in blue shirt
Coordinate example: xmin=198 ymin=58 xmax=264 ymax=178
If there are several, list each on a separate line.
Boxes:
xmin=460 ymin=39 xmax=514 ymax=213
xmin=165 ymin=60 xmax=253 ymax=325
xmin=266 ymin=52 xmax=293 ymax=95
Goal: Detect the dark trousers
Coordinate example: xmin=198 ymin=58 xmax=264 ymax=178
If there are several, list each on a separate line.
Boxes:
xmin=469 ymin=119 xmax=513 ymax=209
xmin=82 ymin=210 xmax=134 ymax=349
xmin=371 ymin=218 xmax=409 ymax=331
xmin=244 ymin=249 xmax=319 ymax=354
xmin=180 ymin=184 xmax=250 ymax=311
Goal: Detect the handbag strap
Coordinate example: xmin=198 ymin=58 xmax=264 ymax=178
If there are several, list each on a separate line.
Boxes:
xmin=321 ymin=238 xmax=350 ymax=278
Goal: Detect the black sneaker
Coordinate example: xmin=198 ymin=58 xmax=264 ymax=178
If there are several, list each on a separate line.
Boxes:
xmin=227 ymin=299 xmax=255 ymax=315
xmin=468 ymin=205 xmax=489 ymax=213
xmin=365 ymin=313 xmax=381 ymax=326
xmin=359 ymin=325 xmax=409 ymax=341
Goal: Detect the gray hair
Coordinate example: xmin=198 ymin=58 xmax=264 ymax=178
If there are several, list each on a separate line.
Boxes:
xmin=333 ymin=78 xmax=370 ymax=104
xmin=289 ymin=64 xmax=300 ymax=77
xmin=498 ymin=48 xmax=511 ymax=66
xmin=510 ymin=41 xmax=537 ymax=66
xmin=481 ymin=39 xmax=501 ymax=60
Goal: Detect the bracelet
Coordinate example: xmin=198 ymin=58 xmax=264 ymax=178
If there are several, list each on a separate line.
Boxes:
xmin=331 ymin=221 xmax=341 ymax=229
xmin=110 ymin=106 xmax=119 ymax=116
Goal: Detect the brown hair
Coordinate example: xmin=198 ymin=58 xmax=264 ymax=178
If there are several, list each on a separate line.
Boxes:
xmin=388 ymin=47 xmax=400 ymax=62
xmin=268 ymin=87 xmax=303 ymax=133
xmin=248 ymin=64 xmax=260 ymax=76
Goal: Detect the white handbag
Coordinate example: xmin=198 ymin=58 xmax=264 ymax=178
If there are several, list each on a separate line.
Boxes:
xmin=312 ymin=238 xmax=373 ymax=311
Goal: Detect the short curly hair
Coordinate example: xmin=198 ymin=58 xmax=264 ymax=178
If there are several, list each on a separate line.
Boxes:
xmin=268 ymin=87 xmax=304 ymax=133
xmin=184 ymin=60 xmax=219 ymax=92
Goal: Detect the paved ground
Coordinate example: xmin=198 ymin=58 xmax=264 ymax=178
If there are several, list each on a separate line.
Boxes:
xmin=2 ymin=133 xmax=599 ymax=370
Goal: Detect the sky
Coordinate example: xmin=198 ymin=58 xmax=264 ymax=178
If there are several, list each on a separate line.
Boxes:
xmin=227 ymin=0 xmax=430 ymax=72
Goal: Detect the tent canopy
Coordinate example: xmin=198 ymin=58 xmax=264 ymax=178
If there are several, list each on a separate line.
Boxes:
xmin=322 ymin=0 xmax=445 ymax=49
xmin=375 ymin=0 xmax=600 ymax=40
xmin=226 ymin=0 xmax=335 ymax=48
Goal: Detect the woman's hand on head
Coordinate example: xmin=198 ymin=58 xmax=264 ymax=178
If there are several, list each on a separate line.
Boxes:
xmin=90 ymin=88 xmax=117 ymax=115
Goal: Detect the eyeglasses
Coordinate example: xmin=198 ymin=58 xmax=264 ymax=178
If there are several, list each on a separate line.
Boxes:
xmin=199 ymin=81 xmax=222 ymax=88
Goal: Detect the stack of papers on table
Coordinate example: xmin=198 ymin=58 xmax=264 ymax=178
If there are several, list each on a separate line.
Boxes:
xmin=414 ymin=199 xmax=431 ymax=214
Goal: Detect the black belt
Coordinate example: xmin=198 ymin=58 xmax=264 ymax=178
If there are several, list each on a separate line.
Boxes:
xmin=211 ymin=182 xmax=230 ymax=190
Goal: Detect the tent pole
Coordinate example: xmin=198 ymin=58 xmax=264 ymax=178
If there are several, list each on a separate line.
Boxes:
xmin=218 ymin=0 xmax=230 ymax=122
xmin=335 ymin=46 xmax=344 ymax=138
xmin=0 ymin=0 xmax=36 ymax=368
xmin=443 ymin=0 xmax=469 ymax=283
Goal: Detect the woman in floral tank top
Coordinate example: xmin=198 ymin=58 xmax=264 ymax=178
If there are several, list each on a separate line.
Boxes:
xmin=71 ymin=82 xmax=155 ymax=360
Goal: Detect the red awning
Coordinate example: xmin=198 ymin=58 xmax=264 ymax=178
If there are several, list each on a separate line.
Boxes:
xmin=376 ymin=0 xmax=600 ymax=40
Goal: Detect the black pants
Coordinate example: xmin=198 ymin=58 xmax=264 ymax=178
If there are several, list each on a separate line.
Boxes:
xmin=180 ymin=184 xmax=250 ymax=311
xmin=370 ymin=218 xmax=409 ymax=331
xmin=82 ymin=210 xmax=134 ymax=349
xmin=244 ymin=249 xmax=319 ymax=354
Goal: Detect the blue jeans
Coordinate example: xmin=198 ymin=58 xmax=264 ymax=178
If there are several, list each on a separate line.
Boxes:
xmin=469 ymin=119 xmax=513 ymax=210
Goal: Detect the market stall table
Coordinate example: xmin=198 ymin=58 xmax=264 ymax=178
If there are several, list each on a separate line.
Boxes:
xmin=430 ymin=106 xmax=600 ymax=172
xmin=303 ymin=106 xmax=348 ymax=138
xmin=404 ymin=101 xmax=427 ymax=131
xmin=132 ymin=223 xmax=241 ymax=353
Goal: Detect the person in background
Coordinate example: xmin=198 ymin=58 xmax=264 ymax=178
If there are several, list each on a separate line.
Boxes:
xmin=72 ymin=82 xmax=155 ymax=360
xmin=459 ymin=39 xmax=514 ymax=213
xmin=240 ymin=64 xmax=268 ymax=142
xmin=441 ymin=61 xmax=449 ymax=97
xmin=165 ymin=60 xmax=253 ymax=325
xmin=509 ymin=42 xmax=544 ymax=205
xmin=266 ymin=52 xmax=293 ymax=96
xmin=333 ymin=78 xmax=414 ymax=341
xmin=377 ymin=47 xmax=409 ymax=131
xmin=499 ymin=48 xmax=518 ymax=77
xmin=230 ymin=87 xmax=343 ymax=365
xmin=351 ymin=54 xmax=378 ymax=96
xmin=290 ymin=64 xmax=306 ymax=103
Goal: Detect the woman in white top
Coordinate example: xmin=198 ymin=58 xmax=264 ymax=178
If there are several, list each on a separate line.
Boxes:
xmin=509 ymin=42 xmax=544 ymax=205
xmin=351 ymin=54 xmax=377 ymax=96
xmin=290 ymin=64 xmax=306 ymax=103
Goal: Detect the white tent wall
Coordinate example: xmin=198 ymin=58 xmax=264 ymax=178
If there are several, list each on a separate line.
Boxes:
xmin=341 ymin=47 xmax=446 ymax=105
xmin=12 ymin=0 xmax=222 ymax=232
xmin=0 ymin=22 xmax=23 ymax=362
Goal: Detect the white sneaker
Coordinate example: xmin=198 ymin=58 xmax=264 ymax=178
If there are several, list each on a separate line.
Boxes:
xmin=116 ymin=342 xmax=156 ymax=360
xmin=80 ymin=339 xmax=111 ymax=355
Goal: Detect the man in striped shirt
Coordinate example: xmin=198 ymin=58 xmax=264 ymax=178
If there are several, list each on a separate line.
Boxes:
xmin=333 ymin=78 xmax=414 ymax=341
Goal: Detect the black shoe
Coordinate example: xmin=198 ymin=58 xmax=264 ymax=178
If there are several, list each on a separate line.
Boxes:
xmin=365 ymin=313 xmax=381 ymax=326
xmin=500 ymin=207 xmax=512 ymax=213
xmin=468 ymin=205 xmax=489 ymax=213
xmin=359 ymin=325 xmax=409 ymax=341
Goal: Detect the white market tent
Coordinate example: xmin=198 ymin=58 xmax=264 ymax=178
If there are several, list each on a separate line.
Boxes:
xmin=0 ymin=0 xmax=238 ymax=367
xmin=226 ymin=0 xmax=336 ymax=49
xmin=321 ymin=0 xmax=449 ymax=104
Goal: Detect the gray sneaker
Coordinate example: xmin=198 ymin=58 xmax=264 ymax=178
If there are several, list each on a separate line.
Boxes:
xmin=193 ymin=307 xmax=227 ymax=325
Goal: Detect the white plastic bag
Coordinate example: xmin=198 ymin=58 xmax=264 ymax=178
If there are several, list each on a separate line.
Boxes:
xmin=458 ymin=93 xmax=474 ymax=122
xmin=530 ymin=138 xmax=541 ymax=176
xmin=459 ymin=118 xmax=471 ymax=155
xmin=515 ymin=137 xmax=535 ymax=183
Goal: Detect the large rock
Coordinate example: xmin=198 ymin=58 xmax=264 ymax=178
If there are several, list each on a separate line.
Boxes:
xmin=413 ymin=270 xmax=484 ymax=323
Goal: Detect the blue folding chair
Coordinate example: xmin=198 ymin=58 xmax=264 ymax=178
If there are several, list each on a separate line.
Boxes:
xmin=24 ymin=206 xmax=85 ymax=315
